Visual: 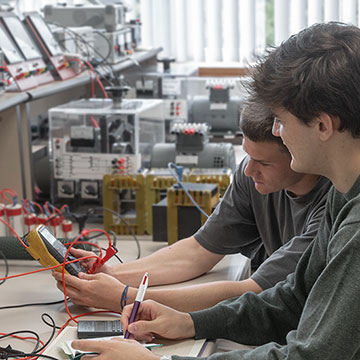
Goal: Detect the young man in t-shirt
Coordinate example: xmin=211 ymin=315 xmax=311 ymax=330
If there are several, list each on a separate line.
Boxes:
xmin=71 ymin=22 xmax=360 ymax=360
xmin=53 ymin=101 xmax=330 ymax=312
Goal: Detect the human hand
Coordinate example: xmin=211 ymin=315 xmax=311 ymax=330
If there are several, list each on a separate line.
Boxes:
xmin=71 ymin=337 xmax=160 ymax=360
xmin=52 ymin=271 xmax=126 ymax=312
xmin=121 ymin=300 xmax=195 ymax=342
xmin=66 ymin=248 xmax=112 ymax=274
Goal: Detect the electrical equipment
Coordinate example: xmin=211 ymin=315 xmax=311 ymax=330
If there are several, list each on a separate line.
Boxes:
xmin=23 ymin=12 xmax=80 ymax=80
xmin=24 ymin=213 xmax=37 ymax=233
xmin=77 ymin=320 xmax=123 ymax=339
xmin=127 ymin=59 xmax=197 ymax=99
xmin=52 ymin=26 xmax=95 ymax=61
xmin=4 ymin=203 xmax=24 ymax=237
xmin=166 ymin=183 xmax=219 ymax=245
xmin=188 ymin=80 xmax=243 ymax=136
xmin=94 ymin=27 xmax=133 ymax=64
xmin=0 ymin=23 xmax=37 ymax=90
xmin=150 ymin=123 xmax=236 ymax=171
xmin=125 ymin=61 xmax=196 ymax=141
xmin=0 ymin=12 xmax=54 ymax=87
xmin=128 ymin=19 xmax=142 ymax=49
xmin=146 ymin=168 xmax=232 ymax=236
xmin=25 ymin=225 xmax=85 ymax=276
xmin=102 ymin=172 xmax=147 ymax=235
xmin=43 ymin=4 xmax=126 ymax=32
xmin=49 ymin=97 xmax=164 ymax=205
xmin=144 ymin=169 xmax=178 ymax=234
xmin=186 ymin=168 xmax=232 ymax=197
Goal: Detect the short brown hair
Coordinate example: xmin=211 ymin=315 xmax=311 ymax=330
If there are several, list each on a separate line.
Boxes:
xmin=240 ymin=100 xmax=289 ymax=152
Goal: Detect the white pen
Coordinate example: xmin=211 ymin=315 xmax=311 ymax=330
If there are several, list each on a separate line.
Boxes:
xmin=124 ymin=272 xmax=149 ymax=339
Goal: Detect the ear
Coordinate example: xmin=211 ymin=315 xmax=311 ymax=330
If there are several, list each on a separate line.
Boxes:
xmin=317 ymin=113 xmax=338 ymax=141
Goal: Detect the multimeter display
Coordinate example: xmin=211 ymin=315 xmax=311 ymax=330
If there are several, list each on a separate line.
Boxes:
xmin=26 ymin=225 xmax=85 ymax=277
xmin=38 ymin=225 xmax=84 ymax=276
xmin=77 ymin=320 xmax=123 ymax=339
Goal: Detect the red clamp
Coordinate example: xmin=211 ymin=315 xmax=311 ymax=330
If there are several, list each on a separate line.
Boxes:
xmin=87 ymin=246 xmax=118 ymax=274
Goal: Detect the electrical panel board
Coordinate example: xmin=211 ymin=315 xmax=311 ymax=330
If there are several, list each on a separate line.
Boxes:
xmin=0 ymin=12 xmax=55 ymax=90
xmin=49 ymin=98 xmax=164 ymax=204
xmin=94 ymin=27 xmax=133 ymax=64
xmin=23 ymin=12 xmax=80 ymax=80
xmin=43 ymin=4 xmax=126 ymax=32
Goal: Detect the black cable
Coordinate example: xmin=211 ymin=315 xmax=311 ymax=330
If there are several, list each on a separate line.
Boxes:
xmin=6 ymin=353 xmax=59 ymax=360
xmin=0 ymin=330 xmax=40 ymax=355
xmin=0 ymin=250 xmax=9 ymax=286
xmin=41 ymin=313 xmax=61 ymax=330
xmin=101 ymin=247 xmax=123 ymax=264
xmin=92 ymin=30 xmax=113 ymax=65
xmin=0 ymin=298 xmax=68 ymax=311
xmin=34 ymin=314 xmax=57 ymax=353
xmin=90 ymin=207 xmax=141 ymax=260
xmin=108 ymin=230 xmax=117 ymax=248
xmin=112 ymin=252 xmax=123 ymax=263
xmin=46 ymin=20 xmax=116 ymax=81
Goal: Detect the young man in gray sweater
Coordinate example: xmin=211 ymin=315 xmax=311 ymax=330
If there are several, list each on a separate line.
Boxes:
xmin=53 ymin=101 xmax=330 ymax=312
xmin=72 ymin=22 xmax=360 ymax=360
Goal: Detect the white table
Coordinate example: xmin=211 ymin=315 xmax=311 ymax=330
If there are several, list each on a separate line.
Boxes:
xmin=0 ymin=239 xmax=250 ymax=358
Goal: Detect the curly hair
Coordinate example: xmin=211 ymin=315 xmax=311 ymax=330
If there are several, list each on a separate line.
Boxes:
xmin=250 ymin=22 xmax=360 ymax=138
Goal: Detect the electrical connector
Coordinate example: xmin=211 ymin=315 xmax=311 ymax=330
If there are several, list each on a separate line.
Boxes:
xmin=87 ymin=246 xmax=118 ymax=274
xmin=0 ymin=345 xmax=25 ymax=359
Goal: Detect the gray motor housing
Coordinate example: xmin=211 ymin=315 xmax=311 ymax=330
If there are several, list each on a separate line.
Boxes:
xmin=189 ymin=95 xmax=243 ymax=135
xmin=150 ymin=142 xmax=236 ymax=172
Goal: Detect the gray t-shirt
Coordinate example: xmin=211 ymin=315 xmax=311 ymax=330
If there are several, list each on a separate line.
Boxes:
xmin=194 ymin=156 xmax=331 ymax=289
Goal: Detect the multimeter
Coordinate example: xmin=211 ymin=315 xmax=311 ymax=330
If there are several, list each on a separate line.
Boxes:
xmin=77 ymin=320 xmax=123 ymax=339
xmin=26 ymin=224 xmax=85 ymax=276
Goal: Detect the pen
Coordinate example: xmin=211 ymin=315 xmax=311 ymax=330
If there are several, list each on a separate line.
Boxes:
xmin=124 ymin=272 xmax=149 ymax=339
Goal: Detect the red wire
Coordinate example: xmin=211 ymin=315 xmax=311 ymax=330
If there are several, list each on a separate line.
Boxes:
xmin=70 ymin=57 xmax=85 ymax=74
xmin=85 ymin=61 xmax=108 ymax=98
xmin=31 ymin=201 xmax=44 ymax=214
xmin=90 ymin=115 xmax=99 ymax=128
xmin=44 ymin=202 xmax=51 ymax=215
xmin=90 ymin=71 xmax=95 ymax=97
xmin=0 ymin=226 xmax=118 ymax=356
xmin=0 ymin=333 xmax=45 ymax=346
xmin=0 ymin=333 xmax=45 ymax=360
xmin=1 ymin=188 xmax=17 ymax=196
xmin=64 ymin=240 xmax=103 ymax=256
xmin=61 ymin=228 xmax=112 ymax=322
xmin=59 ymin=204 xmax=69 ymax=212
xmin=22 ymin=199 xmax=31 ymax=215
xmin=0 ymin=255 xmax=96 ymax=283
xmin=1 ymin=188 xmax=17 ymax=204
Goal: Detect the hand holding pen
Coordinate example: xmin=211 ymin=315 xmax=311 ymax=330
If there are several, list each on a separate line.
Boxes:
xmin=124 ymin=272 xmax=149 ymax=339
xmin=121 ymin=296 xmax=196 ymax=342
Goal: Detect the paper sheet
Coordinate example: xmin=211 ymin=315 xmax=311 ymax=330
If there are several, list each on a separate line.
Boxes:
xmin=62 ymin=336 xmax=162 ymax=358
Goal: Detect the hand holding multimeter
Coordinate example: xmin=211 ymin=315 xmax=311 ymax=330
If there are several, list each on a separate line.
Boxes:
xmin=25 ymin=225 xmax=117 ymax=276
xmin=26 ymin=225 xmax=86 ymax=276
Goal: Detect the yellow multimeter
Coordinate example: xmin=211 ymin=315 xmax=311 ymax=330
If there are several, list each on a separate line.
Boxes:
xmin=26 ymin=224 xmax=85 ymax=276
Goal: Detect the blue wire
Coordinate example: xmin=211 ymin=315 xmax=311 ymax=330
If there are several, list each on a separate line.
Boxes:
xmin=167 ymin=162 xmax=209 ymax=219
xmin=22 ymin=200 xmax=31 ymax=213
xmin=43 ymin=205 xmax=50 ymax=217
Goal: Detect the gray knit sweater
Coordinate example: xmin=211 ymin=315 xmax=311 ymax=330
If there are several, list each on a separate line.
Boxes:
xmin=174 ymin=176 xmax=360 ymax=360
